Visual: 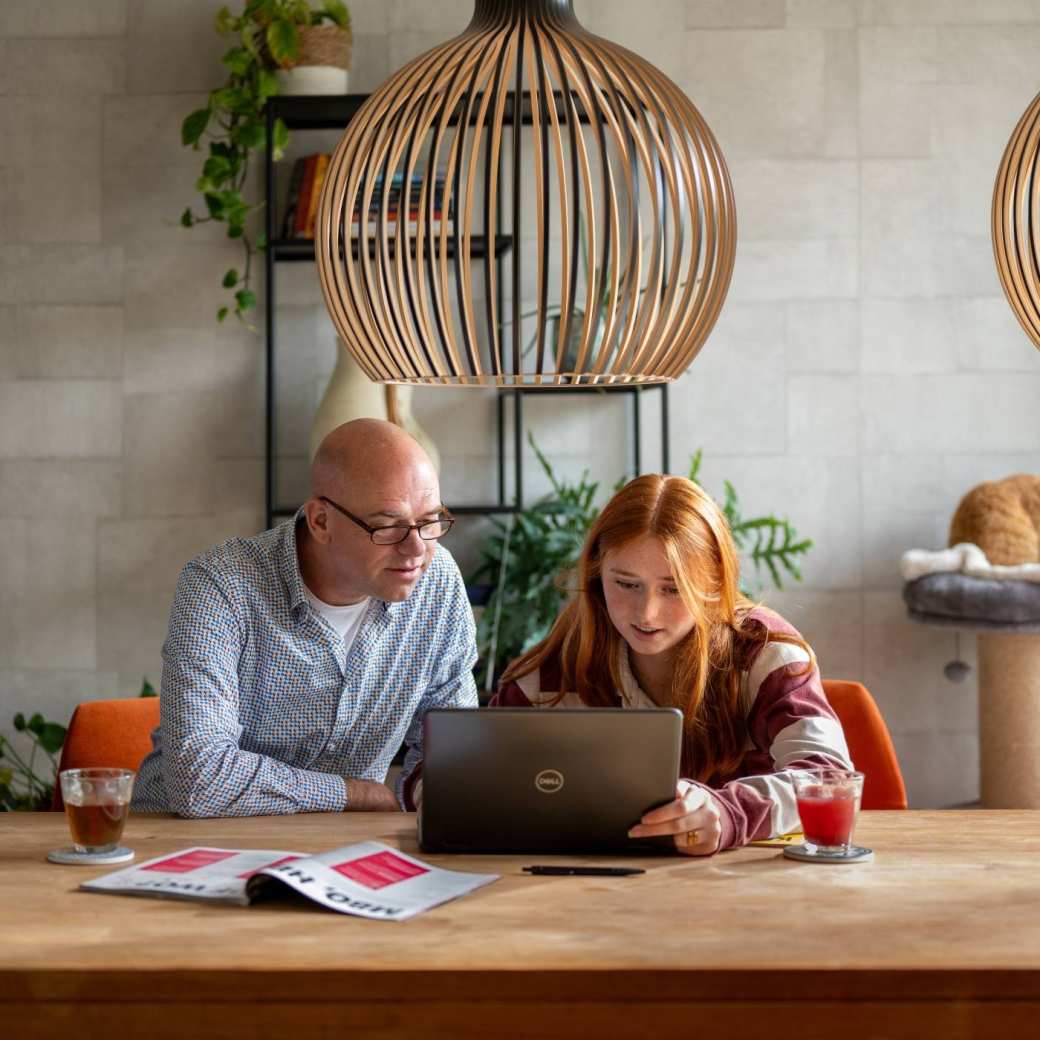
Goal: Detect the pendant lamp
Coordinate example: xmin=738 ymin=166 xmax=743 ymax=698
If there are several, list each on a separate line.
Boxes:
xmin=994 ymin=89 xmax=1040 ymax=350
xmin=316 ymin=0 xmax=736 ymax=386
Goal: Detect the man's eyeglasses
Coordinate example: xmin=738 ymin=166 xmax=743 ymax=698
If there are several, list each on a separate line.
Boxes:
xmin=319 ymin=496 xmax=455 ymax=545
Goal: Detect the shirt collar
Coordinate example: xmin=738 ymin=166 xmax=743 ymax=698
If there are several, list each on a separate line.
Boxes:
xmin=617 ymin=645 xmax=659 ymax=709
xmin=280 ymin=511 xmax=311 ymax=616
xmin=279 ymin=508 xmax=407 ymax=621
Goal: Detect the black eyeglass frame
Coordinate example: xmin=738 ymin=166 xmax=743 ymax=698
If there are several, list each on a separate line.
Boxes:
xmin=318 ymin=496 xmax=455 ymax=545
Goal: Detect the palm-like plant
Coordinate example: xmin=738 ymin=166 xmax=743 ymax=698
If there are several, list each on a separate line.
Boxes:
xmin=471 ymin=440 xmax=814 ymax=689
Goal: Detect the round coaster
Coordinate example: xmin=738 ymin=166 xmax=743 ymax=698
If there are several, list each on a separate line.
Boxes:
xmin=783 ymin=843 xmax=873 ymax=864
xmin=47 ymin=846 xmax=135 ymax=866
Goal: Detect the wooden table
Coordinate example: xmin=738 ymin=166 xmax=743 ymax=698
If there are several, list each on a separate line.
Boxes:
xmin=2 ymin=811 xmax=1040 ymax=1038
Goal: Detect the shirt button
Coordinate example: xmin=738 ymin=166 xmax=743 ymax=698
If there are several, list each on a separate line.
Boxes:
xmin=328 ymin=741 xmax=338 ymax=752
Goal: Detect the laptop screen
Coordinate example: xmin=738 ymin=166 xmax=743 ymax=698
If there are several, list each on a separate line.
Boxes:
xmin=419 ymin=707 xmax=682 ymax=854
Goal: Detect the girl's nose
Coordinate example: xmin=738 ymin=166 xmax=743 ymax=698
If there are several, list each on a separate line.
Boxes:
xmin=636 ymin=592 xmax=659 ymax=625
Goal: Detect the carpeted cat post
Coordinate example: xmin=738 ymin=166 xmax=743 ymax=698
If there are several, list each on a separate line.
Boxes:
xmin=903 ymin=475 xmax=1040 ymax=808
xmin=977 ymin=632 xmax=1040 ymax=807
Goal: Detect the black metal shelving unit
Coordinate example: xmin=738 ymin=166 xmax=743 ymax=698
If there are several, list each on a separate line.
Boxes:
xmin=270 ymin=237 xmax=515 ymax=262
xmin=263 ymin=95 xmax=670 ymax=527
xmin=446 ymin=382 xmax=670 ymax=519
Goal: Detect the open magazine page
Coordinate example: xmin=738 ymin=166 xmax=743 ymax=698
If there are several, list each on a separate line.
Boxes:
xmin=80 ymin=843 xmax=498 ymax=919
xmin=248 ymin=842 xmax=498 ymax=921
xmin=81 ymin=847 xmax=304 ymax=905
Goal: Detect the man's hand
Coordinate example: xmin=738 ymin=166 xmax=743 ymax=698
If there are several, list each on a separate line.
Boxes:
xmin=345 ymin=778 xmax=401 ymax=812
xmin=627 ymin=780 xmax=723 ymax=856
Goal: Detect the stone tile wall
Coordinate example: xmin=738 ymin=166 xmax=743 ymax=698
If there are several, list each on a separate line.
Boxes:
xmin=3 ymin=0 xmax=1039 ymax=808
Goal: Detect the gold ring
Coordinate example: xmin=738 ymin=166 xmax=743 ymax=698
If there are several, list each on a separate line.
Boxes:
xmin=684 ymin=830 xmax=700 ymax=847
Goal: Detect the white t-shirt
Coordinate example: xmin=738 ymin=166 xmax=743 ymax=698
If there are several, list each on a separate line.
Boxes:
xmin=303 ymin=586 xmax=370 ymax=655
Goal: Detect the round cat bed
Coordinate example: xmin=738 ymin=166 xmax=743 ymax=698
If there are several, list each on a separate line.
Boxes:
xmin=903 ymin=572 xmax=1040 ymax=808
xmin=903 ymin=573 xmax=1040 ymax=634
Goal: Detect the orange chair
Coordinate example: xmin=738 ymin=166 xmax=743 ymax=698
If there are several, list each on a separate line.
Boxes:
xmin=50 ymin=698 xmax=160 ymax=811
xmin=822 ymin=679 xmax=907 ymax=810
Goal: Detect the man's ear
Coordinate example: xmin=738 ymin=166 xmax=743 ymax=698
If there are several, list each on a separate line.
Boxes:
xmin=302 ymin=497 xmax=332 ymax=544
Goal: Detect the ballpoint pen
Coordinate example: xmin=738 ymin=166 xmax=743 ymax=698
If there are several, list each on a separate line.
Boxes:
xmin=522 ymin=865 xmax=645 ymax=876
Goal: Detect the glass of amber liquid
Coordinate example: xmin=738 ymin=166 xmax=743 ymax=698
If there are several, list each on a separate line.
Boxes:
xmin=60 ymin=768 xmax=134 ymax=854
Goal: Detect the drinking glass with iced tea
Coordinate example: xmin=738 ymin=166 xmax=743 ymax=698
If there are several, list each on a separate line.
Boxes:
xmin=59 ymin=768 xmax=134 ymax=855
xmin=791 ymin=768 xmax=865 ymax=858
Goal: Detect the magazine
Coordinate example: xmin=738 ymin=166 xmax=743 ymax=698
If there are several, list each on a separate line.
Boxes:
xmin=80 ymin=841 xmax=498 ymax=921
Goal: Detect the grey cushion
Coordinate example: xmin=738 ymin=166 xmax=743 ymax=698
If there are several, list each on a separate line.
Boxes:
xmin=903 ymin=573 xmax=1040 ymax=633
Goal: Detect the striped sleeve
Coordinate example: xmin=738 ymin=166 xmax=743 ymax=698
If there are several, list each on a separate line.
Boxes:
xmin=702 ymin=639 xmax=852 ymax=849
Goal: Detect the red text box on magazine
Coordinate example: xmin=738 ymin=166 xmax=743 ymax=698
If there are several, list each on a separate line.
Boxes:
xmin=236 ymin=854 xmax=302 ymax=879
xmin=141 ymin=849 xmax=238 ymax=874
xmin=331 ymin=851 xmax=429 ymax=890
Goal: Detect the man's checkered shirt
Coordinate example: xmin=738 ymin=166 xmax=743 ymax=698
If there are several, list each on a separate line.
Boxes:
xmin=132 ymin=515 xmax=478 ymax=817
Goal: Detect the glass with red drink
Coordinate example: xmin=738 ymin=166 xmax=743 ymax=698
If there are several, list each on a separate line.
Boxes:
xmin=59 ymin=768 xmax=135 ymax=854
xmin=792 ymin=768 xmax=864 ymax=856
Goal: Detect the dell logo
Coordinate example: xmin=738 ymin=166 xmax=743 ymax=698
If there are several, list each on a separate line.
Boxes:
xmin=534 ymin=769 xmax=564 ymax=793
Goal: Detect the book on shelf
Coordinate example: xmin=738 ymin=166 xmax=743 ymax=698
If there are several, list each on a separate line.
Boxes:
xmin=356 ymin=203 xmax=446 ymax=219
xmin=281 ymin=157 xmax=307 ymax=239
xmin=357 ymin=188 xmax=446 ymax=208
xmin=353 ymin=171 xmax=450 ymax=223
xmin=281 ymin=154 xmax=331 ymax=240
xmin=281 ymin=163 xmax=455 ymax=242
xmin=295 ymin=154 xmax=329 ymax=239
xmin=362 ymin=170 xmax=446 ymax=189
xmin=302 ymin=154 xmax=330 ymax=238
xmin=348 ymin=221 xmax=453 ymax=239
xmin=352 ymin=210 xmax=446 ymax=223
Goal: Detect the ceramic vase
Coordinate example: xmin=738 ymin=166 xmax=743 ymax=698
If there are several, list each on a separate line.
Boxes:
xmin=309 ymin=338 xmax=441 ymax=472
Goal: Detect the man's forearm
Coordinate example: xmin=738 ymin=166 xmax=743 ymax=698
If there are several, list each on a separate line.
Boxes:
xmin=344 ymin=777 xmax=401 ymax=812
xmin=166 ymin=746 xmax=347 ymax=817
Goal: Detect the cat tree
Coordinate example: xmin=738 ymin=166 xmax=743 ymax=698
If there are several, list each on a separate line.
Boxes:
xmin=904 ymin=565 xmax=1040 ymax=808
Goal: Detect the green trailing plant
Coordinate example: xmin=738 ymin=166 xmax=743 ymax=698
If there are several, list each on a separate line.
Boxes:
xmin=0 ymin=679 xmax=158 ymax=811
xmin=471 ymin=439 xmax=814 ymax=688
xmin=179 ymin=0 xmax=351 ymax=325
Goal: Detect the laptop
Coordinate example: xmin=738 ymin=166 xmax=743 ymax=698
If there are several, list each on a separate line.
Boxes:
xmin=417 ymin=707 xmax=683 ymax=854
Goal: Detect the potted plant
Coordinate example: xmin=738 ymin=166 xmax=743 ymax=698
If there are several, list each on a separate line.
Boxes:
xmin=0 ymin=712 xmax=67 ymax=811
xmin=517 ymin=217 xmax=700 ymax=379
xmin=180 ymin=1 xmax=351 ymax=325
xmin=275 ymin=4 xmax=353 ymax=96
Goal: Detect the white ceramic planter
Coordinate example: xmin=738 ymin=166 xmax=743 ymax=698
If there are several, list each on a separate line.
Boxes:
xmin=276 ymin=66 xmax=349 ymax=96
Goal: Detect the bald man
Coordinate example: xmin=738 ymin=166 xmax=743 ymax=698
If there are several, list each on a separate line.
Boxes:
xmin=132 ymin=419 xmax=477 ymax=817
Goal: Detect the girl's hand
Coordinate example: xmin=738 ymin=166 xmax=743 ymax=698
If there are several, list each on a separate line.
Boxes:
xmin=627 ymin=780 xmax=722 ymax=856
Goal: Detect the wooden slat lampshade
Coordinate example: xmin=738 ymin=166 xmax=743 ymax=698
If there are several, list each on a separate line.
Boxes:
xmin=316 ymin=0 xmax=736 ymax=387
xmin=994 ymin=89 xmax=1040 ymax=350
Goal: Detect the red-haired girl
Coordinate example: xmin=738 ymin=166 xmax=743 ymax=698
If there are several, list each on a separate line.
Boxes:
xmin=492 ymin=474 xmax=852 ymax=855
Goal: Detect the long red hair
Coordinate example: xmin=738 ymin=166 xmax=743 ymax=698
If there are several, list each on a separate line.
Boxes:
xmin=499 ymin=474 xmax=813 ymax=783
